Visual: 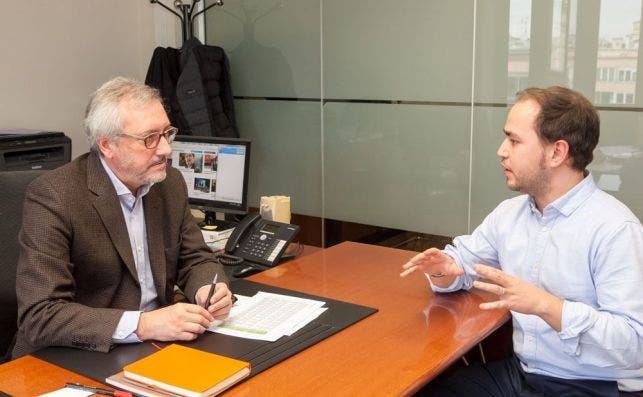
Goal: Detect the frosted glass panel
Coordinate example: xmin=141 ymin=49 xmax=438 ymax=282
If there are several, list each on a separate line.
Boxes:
xmin=205 ymin=0 xmax=320 ymax=98
xmin=323 ymin=103 xmax=470 ymax=237
xmin=323 ymin=0 xmax=474 ymax=101
xmin=204 ymin=0 xmax=643 ymax=243
xmin=590 ymin=110 xmax=643 ymax=220
xmin=235 ymin=99 xmax=322 ymax=216
xmin=470 ymin=106 xmax=518 ymax=229
xmin=475 ymin=0 xmax=510 ymax=103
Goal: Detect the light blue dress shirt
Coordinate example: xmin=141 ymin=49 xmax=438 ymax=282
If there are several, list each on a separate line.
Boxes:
xmin=434 ymin=174 xmax=643 ymax=384
xmin=99 ymin=157 xmax=159 ymax=343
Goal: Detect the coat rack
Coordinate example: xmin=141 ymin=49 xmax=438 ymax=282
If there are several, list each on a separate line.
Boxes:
xmin=150 ymin=0 xmax=224 ymax=44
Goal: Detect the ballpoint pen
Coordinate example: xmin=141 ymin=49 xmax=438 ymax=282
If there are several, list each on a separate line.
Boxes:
xmin=203 ymin=273 xmax=218 ymax=309
xmin=65 ymin=382 xmax=132 ymax=397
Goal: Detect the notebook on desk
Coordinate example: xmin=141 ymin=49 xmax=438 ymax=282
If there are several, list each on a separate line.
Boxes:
xmin=107 ymin=344 xmax=250 ymax=397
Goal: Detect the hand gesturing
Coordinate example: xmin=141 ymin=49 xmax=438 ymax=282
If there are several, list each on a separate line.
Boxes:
xmin=473 ymin=264 xmax=563 ymax=331
xmin=400 ymin=248 xmax=463 ymax=278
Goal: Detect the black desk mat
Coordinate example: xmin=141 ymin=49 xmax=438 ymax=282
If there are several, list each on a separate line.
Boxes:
xmin=34 ymin=280 xmax=378 ymax=383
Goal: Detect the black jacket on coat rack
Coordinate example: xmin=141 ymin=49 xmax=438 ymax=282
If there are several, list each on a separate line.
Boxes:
xmin=145 ymin=37 xmax=238 ymax=138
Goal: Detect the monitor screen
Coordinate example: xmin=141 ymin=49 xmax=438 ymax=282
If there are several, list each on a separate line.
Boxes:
xmin=170 ymin=136 xmax=251 ymax=219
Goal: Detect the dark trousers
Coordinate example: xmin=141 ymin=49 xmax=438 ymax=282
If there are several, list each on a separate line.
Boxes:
xmin=416 ymin=356 xmax=625 ymax=397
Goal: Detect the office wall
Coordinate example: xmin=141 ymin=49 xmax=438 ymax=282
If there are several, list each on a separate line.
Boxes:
xmin=206 ymin=0 xmax=643 ymax=238
xmin=0 ymin=1 xmax=183 ymax=159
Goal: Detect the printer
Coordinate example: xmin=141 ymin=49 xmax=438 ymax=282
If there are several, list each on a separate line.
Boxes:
xmin=0 ymin=129 xmax=71 ymax=171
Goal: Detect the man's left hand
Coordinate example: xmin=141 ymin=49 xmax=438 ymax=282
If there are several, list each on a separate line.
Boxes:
xmin=472 ymin=264 xmax=564 ymax=332
xmin=196 ymin=282 xmax=233 ymax=320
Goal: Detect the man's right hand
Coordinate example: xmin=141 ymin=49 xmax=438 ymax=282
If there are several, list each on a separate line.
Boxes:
xmin=399 ymin=248 xmax=463 ymax=287
xmin=135 ymin=303 xmax=214 ymax=341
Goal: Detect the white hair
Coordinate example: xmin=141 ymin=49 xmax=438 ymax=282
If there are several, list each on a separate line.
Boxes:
xmin=84 ymin=77 xmax=161 ymax=150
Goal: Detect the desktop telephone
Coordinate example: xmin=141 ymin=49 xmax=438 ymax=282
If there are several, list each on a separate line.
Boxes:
xmin=216 ymin=213 xmax=299 ymax=269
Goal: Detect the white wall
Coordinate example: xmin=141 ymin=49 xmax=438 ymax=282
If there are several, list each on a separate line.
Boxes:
xmin=0 ymin=1 xmax=183 ymax=158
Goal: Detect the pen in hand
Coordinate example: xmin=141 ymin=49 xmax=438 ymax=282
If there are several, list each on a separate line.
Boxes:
xmin=203 ymin=273 xmax=218 ymax=309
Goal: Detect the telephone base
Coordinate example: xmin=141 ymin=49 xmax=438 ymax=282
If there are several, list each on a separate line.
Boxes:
xmin=232 ymin=263 xmax=264 ymax=278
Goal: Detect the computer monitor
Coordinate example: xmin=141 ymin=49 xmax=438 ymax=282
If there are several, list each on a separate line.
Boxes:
xmin=170 ymin=135 xmax=251 ymax=229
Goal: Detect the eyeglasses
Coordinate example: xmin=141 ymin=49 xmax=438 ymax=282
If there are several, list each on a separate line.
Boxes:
xmin=118 ymin=126 xmax=178 ymax=149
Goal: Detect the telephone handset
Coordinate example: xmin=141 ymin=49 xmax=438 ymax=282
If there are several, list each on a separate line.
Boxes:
xmin=218 ymin=213 xmax=299 ymax=268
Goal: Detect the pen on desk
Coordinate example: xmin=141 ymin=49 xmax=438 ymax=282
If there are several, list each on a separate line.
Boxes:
xmin=203 ymin=273 xmax=218 ymax=309
xmin=65 ymin=382 xmax=132 ymax=397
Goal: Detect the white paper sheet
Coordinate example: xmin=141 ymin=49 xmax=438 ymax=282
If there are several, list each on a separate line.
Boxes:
xmin=208 ymin=292 xmax=327 ymax=341
xmin=38 ymin=388 xmax=92 ymax=397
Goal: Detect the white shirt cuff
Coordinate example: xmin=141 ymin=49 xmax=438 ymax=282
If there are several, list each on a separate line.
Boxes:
xmin=112 ymin=311 xmax=143 ymax=343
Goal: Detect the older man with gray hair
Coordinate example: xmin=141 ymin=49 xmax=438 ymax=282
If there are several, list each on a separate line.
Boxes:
xmin=13 ymin=77 xmax=231 ymax=357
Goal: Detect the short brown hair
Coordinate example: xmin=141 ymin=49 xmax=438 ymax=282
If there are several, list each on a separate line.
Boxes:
xmin=516 ymin=86 xmax=599 ymax=171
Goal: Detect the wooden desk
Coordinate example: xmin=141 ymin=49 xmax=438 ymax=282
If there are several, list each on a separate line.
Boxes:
xmin=226 ymin=241 xmax=509 ymax=396
xmin=0 ymin=355 xmax=103 ymax=396
xmin=0 ymin=242 xmax=508 ymax=397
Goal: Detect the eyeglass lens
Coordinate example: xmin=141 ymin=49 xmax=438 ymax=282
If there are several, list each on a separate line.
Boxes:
xmin=144 ymin=128 xmax=177 ymax=148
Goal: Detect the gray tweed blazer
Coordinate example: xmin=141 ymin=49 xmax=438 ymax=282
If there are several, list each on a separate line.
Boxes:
xmin=13 ymin=150 xmax=224 ymax=357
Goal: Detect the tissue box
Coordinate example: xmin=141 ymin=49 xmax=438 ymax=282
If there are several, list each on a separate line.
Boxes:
xmin=260 ymin=196 xmax=291 ymax=223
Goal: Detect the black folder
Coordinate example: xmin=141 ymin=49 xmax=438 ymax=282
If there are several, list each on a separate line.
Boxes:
xmin=34 ymin=280 xmax=378 ymax=383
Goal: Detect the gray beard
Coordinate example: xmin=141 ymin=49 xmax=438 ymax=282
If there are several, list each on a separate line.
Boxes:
xmin=145 ymin=170 xmax=167 ymax=186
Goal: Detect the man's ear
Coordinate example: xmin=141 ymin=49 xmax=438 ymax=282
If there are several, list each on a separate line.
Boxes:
xmin=549 ymin=139 xmax=570 ymax=168
xmin=97 ymin=136 xmax=115 ymax=159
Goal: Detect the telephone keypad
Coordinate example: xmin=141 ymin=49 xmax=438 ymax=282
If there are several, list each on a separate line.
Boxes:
xmin=242 ymin=235 xmax=273 ymax=258
xmin=240 ymin=234 xmax=286 ymax=263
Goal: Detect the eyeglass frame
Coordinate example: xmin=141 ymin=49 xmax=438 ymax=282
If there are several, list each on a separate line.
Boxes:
xmin=118 ymin=126 xmax=178 ymax=149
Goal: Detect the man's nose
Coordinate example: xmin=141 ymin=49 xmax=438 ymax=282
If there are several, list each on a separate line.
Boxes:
xmin=156 ymin=134 xmax=172 ymax=156
xmin=497 ymin=139 xmax=508 ymax=159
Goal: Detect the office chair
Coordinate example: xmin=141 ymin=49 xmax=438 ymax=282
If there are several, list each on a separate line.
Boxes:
xmin=0 ymin=170 xmax=45 ymax=363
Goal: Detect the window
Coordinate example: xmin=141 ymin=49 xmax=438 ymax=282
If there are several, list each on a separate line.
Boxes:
xmin=603 ymin=92 xmax=614 ymax=103
xmin=595 ymin=91 xmax=614 ymax=104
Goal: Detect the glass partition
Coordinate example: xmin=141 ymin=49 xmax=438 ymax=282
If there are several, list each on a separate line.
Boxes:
xmin=205 ymin=0 xmax=322 ymax=229
xmin=206 ymin=0 xmax=643 ymax=247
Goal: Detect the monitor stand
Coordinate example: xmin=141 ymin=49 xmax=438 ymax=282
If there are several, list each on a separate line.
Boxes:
xmin=198 ymin=210 xmax=237 ymax=230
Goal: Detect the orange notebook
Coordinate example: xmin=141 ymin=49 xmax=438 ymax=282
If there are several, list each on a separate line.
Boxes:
xmin=119 ymin=344 xmax=251 ymax=397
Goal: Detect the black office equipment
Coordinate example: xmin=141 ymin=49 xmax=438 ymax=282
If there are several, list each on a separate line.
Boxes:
xmin=34 ymin=280 xmax=378 ymax=383
xmin=232 ymin=265 xmax=262 ymax=278
xmin=0 ymin=131 xmax=71 ymax=171
xmin=221 ymin=213 xmax=299 ymax=268
xmin=170 ymin=136 xmax=250 ymax=229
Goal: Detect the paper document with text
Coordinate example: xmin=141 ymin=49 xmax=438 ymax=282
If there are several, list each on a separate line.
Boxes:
xmin=208 ymin=292 xmax=327 ymax=341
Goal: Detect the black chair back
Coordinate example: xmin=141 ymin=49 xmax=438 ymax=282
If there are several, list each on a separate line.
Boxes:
xmin=0 ymin=170 xmax=45 ymax=362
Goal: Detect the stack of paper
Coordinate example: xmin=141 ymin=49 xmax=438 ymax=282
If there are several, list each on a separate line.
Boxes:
xmin=202 ymin=228 xmax=234 ymax=251
xmin=209 ymin=292 xmax=327 ymax=341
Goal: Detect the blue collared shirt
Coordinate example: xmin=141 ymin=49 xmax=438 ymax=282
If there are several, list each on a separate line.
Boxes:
xmin=435 ymin=174 xmax=643 ymax=384
xmin=99 ymin=156 xmax=159 ymax=343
